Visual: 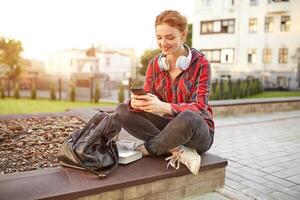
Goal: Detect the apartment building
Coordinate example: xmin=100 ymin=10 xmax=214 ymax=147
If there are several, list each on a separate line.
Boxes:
xmin=193 ymin=0 xmax=300 ymax=89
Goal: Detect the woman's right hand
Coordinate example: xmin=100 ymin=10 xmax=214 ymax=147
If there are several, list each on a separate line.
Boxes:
xmin=130 ymin=94 xmax=148 ymax=109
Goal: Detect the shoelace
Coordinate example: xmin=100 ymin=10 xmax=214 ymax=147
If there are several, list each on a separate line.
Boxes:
xmin=165 ymin=152 xmax=182 ymax=170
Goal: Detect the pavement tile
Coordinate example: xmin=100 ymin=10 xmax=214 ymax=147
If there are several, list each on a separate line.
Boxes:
xmin=260 ymin=166 xmax=284 ymax=174
xmin=226 ymin=171 xmax=247 ymax=182
xmin=262 ymin=181 xmax=299 ymax=196
xmin=269 ymin=191 xmax=297 ymax=200
xmin=227 ymin=160 xmax=243 ymax=168
xmin=286 ymin=174 xmax=300 ymax=184
xmin=279 ymin=169 xmax=300 ymax=177
xmin=225 ymin=178 xmax=248 ymax=191
xmin=238 ymin=166 xmax=268 ymax=177
xmin=272 ymin=171 xmax=293 ymax=179
xmin=240 ymin=188 xmax=277 ymax=200
xmin=209 ymin=110 xmax=300 ymax=200
xmin=291 ymin=185 xmax=300 ymax=192
xmin=236 ymin=173 xmax=267 ymax=184
xmin=264 ymin=175 xmax=295 ymax=187
xmin=240 ymin=180 xmax=275 ymax=194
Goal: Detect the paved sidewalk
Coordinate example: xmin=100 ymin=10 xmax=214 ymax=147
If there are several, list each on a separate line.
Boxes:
xmin=209 ymin=110 xmax=300 ymax=200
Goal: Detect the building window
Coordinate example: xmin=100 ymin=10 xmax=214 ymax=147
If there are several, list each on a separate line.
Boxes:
xmin=281 ymin=16 xmax=291 ymax=32
xmin=250 ymin=0 xmax=258 ymax=6
xmin=263 ymin=48 xmax=272 ymax=63
xmin=264 ymin=17 xmax=273 ymax=32
xmin=249 ymin=18 xmax=258 ymax=33
xmin=202 ymin=49 xmax=221 ymax=63
xmin=248 ymin=49 xmax=256 ymax=63
xmin=269 ymin=0 xmax=289 ymax=3
xmin=221 ymin=49 xmax=234 ymax=63
xmin=201 ymin=19 xmax=235 ymax=34
xmin=279 ymin=48 xmax=288 ymax=63
xmin=202 ymin=0 xmax=212 ymax=7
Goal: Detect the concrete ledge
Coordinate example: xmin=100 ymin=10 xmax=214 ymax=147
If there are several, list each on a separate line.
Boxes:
xmin=0 ymin=153 xmax=227 ymax=200
xmin=210 ymin=97 xmax=300 ymax=116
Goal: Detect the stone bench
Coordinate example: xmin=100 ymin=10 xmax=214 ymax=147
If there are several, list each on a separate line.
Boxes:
xmin=0 ymin=153 xmax=227 ymax=200
xmin=0 ymin=107 xmax=228 ymax=200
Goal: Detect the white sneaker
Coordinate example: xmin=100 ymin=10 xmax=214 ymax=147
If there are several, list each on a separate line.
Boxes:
xmin=165 ymin=146 xmax=201 ymax=175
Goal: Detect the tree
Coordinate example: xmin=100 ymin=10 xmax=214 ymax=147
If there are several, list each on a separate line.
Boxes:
xmin=0 ymin=37 xmax=25 ymax=96
xmin=139 ymin=48 xmax=161 ymax=76
xmin=186 ymin=23 xmax=193 ymax=47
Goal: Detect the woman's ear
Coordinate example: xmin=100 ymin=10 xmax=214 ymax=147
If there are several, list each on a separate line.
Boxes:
xmin=181 ymin=29 xmax=188 ymax=42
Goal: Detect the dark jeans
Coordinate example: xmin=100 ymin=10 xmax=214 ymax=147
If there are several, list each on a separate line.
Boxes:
xmin=116 ymin=103 xmax=213 ymax=156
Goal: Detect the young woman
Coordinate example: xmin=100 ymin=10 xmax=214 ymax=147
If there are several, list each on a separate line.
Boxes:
xmin=116 ymin=10 xmax=214 ymax=175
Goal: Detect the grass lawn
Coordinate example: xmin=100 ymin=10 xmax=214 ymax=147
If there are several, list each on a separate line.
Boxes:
xmin=0 ymin=98 xmax=117 ymax=115
xmin=249 ymin=91 xmax=300 ymax=98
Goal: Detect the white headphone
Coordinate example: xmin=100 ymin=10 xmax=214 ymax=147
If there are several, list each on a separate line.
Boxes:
xmin=158 ymin=44 xmax=192 ymax=71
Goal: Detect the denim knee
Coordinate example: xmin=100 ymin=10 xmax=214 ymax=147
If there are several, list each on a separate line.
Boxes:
xmin=177 ymin=110 xmax=203 ymax=129
xmin=116 ymin=103 xmax=130 ymax=121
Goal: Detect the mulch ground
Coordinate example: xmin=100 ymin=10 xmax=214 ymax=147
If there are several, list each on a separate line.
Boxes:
xmin=0 ymin=116 xmax=85 ymax=174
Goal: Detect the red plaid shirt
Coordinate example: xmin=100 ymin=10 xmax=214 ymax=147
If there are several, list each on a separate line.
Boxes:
xmin=131 ymin=48 xmax=214 ymax=134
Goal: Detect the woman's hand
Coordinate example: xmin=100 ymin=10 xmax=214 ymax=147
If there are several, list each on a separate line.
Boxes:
xmin=130 ymin=93 xmax=172 ymax=115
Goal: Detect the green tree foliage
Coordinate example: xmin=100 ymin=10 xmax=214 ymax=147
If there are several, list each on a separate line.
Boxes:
xmin=118 ymin=83 xmax=125 ymax=103
xmin=0 ymin=81 xmax=5 ymax=99
xmin=13 ymin=82 xmax=20 ymax=99
xmin=93 ymin=83 xmax=100 ymax=103
xmin=70 ymin=83 xmax=76 ymax=102
xmin=31 ymin=82 xmax=37 ymax=99
xmin=139 ymin=49 xmax=161 ymax=76
xmin=50 ymin=84 xmax=56 ymax=100
xmin=186 ymin=23 xmax=192 ymax=47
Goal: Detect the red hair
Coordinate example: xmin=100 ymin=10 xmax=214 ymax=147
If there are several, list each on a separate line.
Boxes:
xmin=155 ymin=10 xmax=188 ymax=34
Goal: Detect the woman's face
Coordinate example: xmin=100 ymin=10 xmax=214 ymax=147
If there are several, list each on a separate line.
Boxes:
xmin=156 ymin=23 xmax=185 ymax=56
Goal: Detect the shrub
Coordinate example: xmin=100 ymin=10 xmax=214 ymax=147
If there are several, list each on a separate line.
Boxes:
xmin=93 ymin=83 xmax=100 ymax=103
xmin=118 ymin=83 xmax=125 ymax=103
xmin=222 ymin=80 xmax=231 ymax=99
xmin=31 ymin=82 xmax=37 ymax=99
xmin=0 ymin=81 xmax=5 ymax=99
xmin=13 ymin=83 xmax=20 ymax=99
xmin=70 ymin=83 xmax=76 ymax=102
xmin=50 ymin=84 xmax=56 ymax=100
xmin=214 ymin=80 xmax=221 ymax=100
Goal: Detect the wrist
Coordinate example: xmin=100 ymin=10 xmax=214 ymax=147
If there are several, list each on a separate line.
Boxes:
xmin=161 ymin=102 xmax=172 ymax=115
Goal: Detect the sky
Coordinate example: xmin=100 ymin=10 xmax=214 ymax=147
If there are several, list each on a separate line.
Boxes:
xmin=0 ymin=0 xmax=195 ymax=61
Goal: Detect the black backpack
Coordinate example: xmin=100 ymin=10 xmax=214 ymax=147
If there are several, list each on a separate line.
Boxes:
xmin=58 ymin=111 xmax=121 ymax=178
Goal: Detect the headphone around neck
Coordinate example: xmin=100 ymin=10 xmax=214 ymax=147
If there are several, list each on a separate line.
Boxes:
xmin=158 ymin=44 xmax=192 ymax=71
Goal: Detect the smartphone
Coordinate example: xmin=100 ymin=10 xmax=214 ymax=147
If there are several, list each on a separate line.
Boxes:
xmin=130 ymin=87 xmax=147 ymax=95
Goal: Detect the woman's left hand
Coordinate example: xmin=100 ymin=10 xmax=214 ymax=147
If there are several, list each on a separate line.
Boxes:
xmin=134 ymin=93 xmax=172 ymax=115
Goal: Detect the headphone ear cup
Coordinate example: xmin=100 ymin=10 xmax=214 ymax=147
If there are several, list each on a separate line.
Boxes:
xmin=176 ymin=56 xmax=189 ymax=70
xmin=176 ymin=44 xmax=192 ymax=70
xmin=158 ymin=55 xmax=169 ymax=71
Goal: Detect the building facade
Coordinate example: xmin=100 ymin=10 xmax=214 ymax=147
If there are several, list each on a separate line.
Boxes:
xmin=193 ymin=0 xmax=300 ymax=89
xmin=45 ymin=46 xmax=133 ymax=82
